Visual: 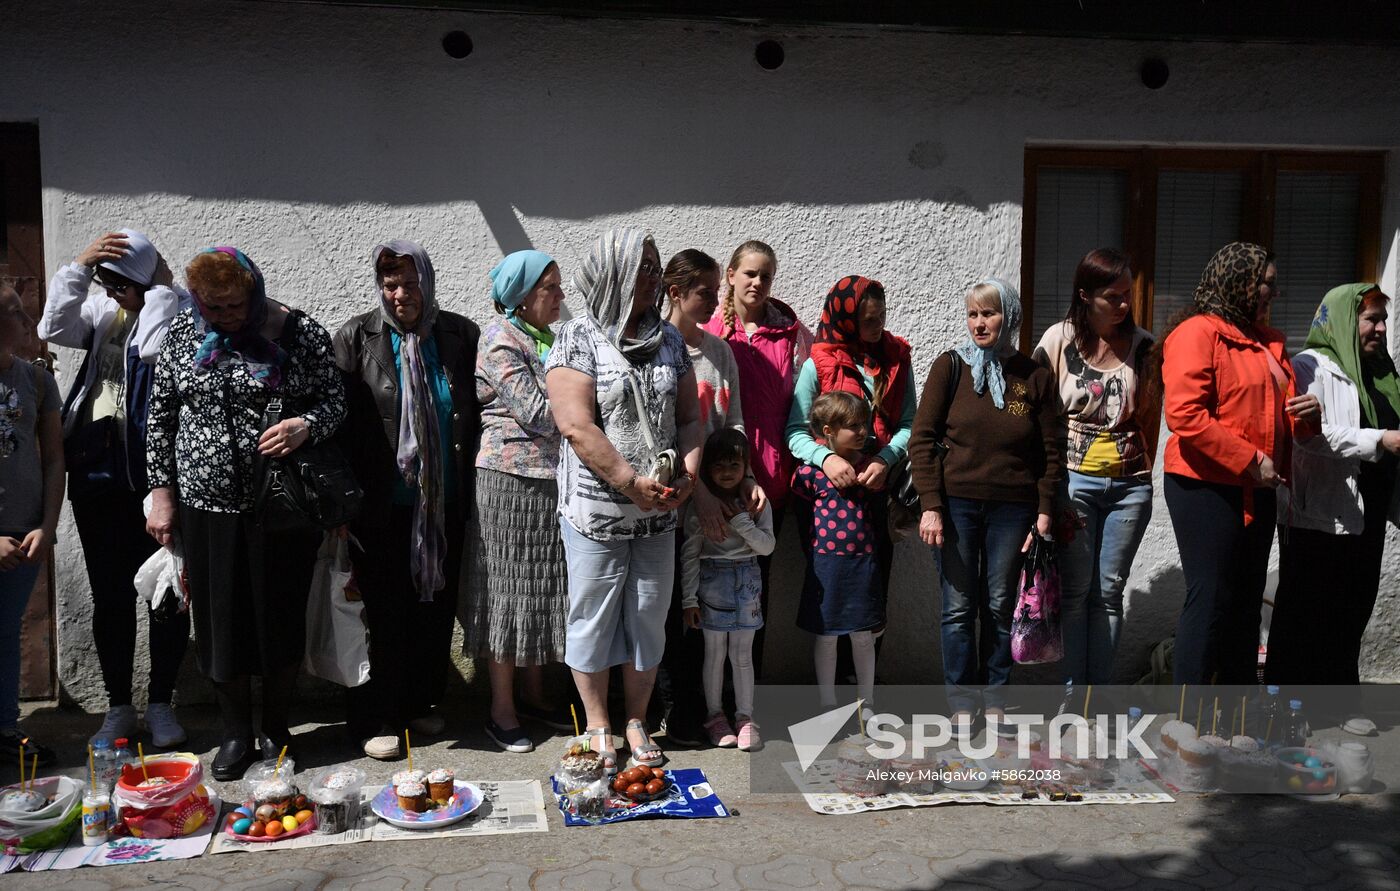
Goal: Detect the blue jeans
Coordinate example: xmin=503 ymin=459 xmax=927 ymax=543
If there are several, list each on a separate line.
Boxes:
xmin=1058 ymin=471 xmax=1153 ymax=687
xmin=934 ymin=497 xmax=1035 ymax=714
xmin=0 ymin=562 xmax=42 ymax=730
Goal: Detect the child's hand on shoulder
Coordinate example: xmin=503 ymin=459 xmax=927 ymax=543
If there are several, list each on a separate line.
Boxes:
xmin=683 ymin=607 xmax=702 ymax=629
xmin=740 ymin=478 xmax=769 ymax=517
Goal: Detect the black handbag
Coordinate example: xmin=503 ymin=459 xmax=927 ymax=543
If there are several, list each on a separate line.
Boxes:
xmin=253 ymin=397 xmax=363 ymax=534
xmin=886 ymin=351 xmax=961 ymax=510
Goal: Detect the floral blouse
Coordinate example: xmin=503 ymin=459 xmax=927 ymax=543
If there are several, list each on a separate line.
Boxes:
xmin=475 ymin=319 xmax=559 ymax=479
xmin=147 ymin=309 xmax=346 ymax=513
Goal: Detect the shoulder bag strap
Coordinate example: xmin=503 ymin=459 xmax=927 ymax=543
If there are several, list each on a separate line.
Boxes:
xmin=935 ymin=350 xmax=962 ymax=442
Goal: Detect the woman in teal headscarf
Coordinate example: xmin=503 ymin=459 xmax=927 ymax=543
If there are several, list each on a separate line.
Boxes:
xmin=462 ymin=249 xmax=574 ymax=753
xmin=1267 ymin=284 xmax=1400 ymax=735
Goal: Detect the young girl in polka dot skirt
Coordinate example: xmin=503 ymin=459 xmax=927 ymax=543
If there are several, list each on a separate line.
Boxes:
xmin=793 ymin=391 xmax=883 ymax=711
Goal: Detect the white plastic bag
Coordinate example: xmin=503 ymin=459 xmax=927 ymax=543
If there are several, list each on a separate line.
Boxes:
xmin=303 ymin=533 xmax=370 ymax=687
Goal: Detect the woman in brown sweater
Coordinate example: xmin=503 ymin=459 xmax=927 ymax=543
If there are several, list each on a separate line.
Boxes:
xmin=909 ymin=278 xmax=1061 ymax=733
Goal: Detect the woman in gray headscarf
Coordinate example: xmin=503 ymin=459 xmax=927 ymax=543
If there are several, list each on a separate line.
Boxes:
xmin=333 ymin=240 xmax=479 ymax=760
xmin=546 ymin=227 xmax=703 ymax=771
xmin=908 ymin=278 xmax=1061 ymax=731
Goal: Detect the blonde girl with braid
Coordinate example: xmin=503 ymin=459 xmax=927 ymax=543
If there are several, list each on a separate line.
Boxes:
xmin=702 ymin=241 xmax=812 ymax=677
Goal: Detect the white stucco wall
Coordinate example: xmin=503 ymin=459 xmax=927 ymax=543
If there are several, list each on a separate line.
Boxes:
xmin=4 ymin=1 xmax=1400 ymax=707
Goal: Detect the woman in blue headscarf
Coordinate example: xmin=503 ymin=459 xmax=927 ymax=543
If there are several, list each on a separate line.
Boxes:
xmin=461 ymin=250 xmax=573 ymax=753
xmin=333 ymin=240 xmax=479 ymax=761
xmin=908 ymin=278 xmax=1062 ymax=732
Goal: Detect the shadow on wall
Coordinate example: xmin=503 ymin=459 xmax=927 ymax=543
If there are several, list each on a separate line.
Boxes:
xmin=20 ymin=5 xmax=1024 ymax=223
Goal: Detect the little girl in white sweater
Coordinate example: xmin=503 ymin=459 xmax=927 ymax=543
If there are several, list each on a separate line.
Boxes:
xmin=680 ymin=429 xmax=775 ymax=751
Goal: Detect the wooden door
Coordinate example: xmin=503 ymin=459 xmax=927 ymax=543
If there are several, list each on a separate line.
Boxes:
xmin=1 ymin=121 xmax=56 ymax=700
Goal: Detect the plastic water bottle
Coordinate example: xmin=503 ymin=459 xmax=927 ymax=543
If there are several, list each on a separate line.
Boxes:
xmin=91 ymin=738 xmax=117 ymax=790
xmin=1283 ymin=700 xmax=1309 ymax=748
xmin=113 ymin=737 xmax=134 ymax=785
xmin=1258 ymin=685 xmax=1281 ymax=743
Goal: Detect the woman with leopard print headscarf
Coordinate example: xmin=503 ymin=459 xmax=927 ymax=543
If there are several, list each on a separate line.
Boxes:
xmin=1158 ymin=242 xmax=1321 ymax=685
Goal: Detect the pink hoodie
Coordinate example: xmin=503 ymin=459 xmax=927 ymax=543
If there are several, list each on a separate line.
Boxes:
xmin=704 ymin=298 xmax=813 ymax=506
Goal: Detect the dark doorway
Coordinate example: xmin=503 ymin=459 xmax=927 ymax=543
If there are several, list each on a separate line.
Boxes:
xmin=1 ymin=121 xmax=56 ymax=701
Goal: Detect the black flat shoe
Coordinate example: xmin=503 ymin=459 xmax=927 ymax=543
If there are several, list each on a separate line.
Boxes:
xmin=258 ymin=732 xmax=296 ymax=763
xmin=211 ymin=737 xmax=257 ymax=781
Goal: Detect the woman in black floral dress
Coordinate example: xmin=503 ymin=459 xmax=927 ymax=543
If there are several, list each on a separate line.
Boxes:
xmin=145 ymin=247 xmax=346 ymax=780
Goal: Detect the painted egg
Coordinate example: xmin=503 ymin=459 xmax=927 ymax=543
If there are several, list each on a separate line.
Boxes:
xmin=1287 ymin=776 xmax=1304 ymax=790
xmin=234 ymin=806 xmax=253 ymax=818
xmin=264 ymin=820 xmax=284 ymax=837
xmin=248 ymin=821 xmax=265 ymax=837
xmin=1313 ymin=770 xmax=1328 ymax=781
xmin=294 ymin=809 xmax=313 ymax=825
xmin=1304 ymin=756 xmax=1321 ymax=768
xmin=232 ymin=818 xmax=253 ymax=834
xmin=281 ymin=815 xmax=299 ymax=832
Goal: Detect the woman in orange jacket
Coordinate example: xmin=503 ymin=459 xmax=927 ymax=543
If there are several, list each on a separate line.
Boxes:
xmin=1159 ymin=242 xmax=1319 ymax=685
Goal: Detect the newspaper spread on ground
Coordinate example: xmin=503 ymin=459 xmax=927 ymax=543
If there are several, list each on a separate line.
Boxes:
xmin=207 ymin=780 xmax=547 ymax=854
xmin=2 ymin=793 xmax=220 ymax=873
xmin=784 ymin=759 xmax=1174 ymax=816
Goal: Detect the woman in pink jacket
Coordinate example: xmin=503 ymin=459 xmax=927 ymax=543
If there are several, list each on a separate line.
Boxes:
xmin=703 ymin=241 xmax=812 ymax=676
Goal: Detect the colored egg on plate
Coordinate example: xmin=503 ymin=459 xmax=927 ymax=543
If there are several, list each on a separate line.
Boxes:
xmin=234 ymin=806 xmax=253 ymax=818
xmin=281 ymin=815 xmax=299 ymax=832
xmin=232 ymin=818 xmax=252 ymax=834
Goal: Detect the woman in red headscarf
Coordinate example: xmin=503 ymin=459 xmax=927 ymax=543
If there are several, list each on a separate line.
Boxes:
xmin=785 ymin=276 xmax=915 ymax=692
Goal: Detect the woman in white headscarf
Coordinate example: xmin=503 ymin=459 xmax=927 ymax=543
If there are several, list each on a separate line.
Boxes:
xmin=546 ymin=227 xmax=703 ymax=771
xmin=333 ymin=240 xmax=479 ymax=760
xmin=908 ymin=278 xmax=1061 ymax=731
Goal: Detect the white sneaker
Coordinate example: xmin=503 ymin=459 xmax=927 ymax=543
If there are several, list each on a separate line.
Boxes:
xmin=363 ymin=735 xmax=401 ymax=760
xmin=1342 ymin=715 xmax=1377 ymax=736
xmin=90 ymin=705 xmax=139 ymax=747
xmin=144 ymin=703 xmax=187 ymax=748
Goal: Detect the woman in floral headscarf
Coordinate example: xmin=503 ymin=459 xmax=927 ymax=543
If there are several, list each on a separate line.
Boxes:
xmin=1267 ymin=284 xmax=1399 ymax=734
xmin=334 ymin=240 xmax=478 ymax=760
xmin=145 ymin=247 xmax=346 ymax=780
xmin=1157 ymin=242 xmax=1320 ymax=685
xmin=546 ymin=227 xmax=703 ymax=771
xmin=908 ymin=278 xmax=1060 ymax=731
xmin=784 ymin=276 xmax=915 ymax=698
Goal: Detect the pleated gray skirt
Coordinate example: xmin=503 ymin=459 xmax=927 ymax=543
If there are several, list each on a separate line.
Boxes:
xmin=461 ymin=468 xmax=568 ymax=665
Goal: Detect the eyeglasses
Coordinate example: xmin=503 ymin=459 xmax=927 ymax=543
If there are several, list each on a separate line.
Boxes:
xmin=637 ymin=261 xmax=663 ymax=279
xmin=95 ymin=277 xmax=134 ymax=295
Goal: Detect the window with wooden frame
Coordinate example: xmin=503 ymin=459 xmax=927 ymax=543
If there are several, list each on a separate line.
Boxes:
xmin=1020 ymin=147 xmax=1384 ymax=352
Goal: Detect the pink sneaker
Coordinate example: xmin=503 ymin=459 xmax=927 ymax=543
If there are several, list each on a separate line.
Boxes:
xmin=703 ymin=712 xmax=737 ymax=748
xmin=736 ymin=717 xmax=762 ymax=752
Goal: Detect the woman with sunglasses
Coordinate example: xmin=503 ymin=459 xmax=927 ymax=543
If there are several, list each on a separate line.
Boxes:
xmin=37 ymin=229 xmax=192 ymax=751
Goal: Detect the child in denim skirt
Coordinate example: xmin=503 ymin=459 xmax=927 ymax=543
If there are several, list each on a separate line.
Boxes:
xmin=793 ymin=392 xmax=883 ymax=713
xmin=680 ymin=429 xmax=775 ymax=751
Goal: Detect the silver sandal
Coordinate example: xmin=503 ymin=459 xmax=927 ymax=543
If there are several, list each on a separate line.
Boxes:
xmin=625 ymin=718 xmax=667 ymax=769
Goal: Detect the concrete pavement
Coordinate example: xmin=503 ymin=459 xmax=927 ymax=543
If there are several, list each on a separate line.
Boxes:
xmin=6 ymin=697 xmax=1399 ymax=889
